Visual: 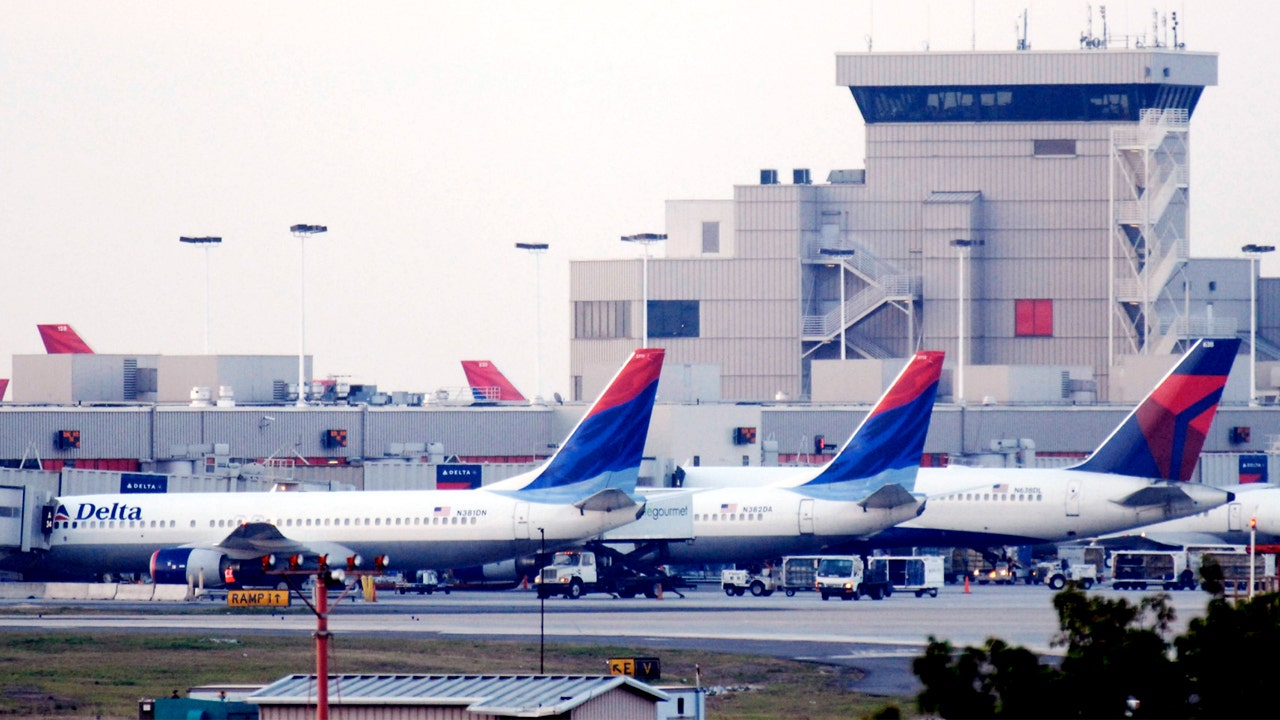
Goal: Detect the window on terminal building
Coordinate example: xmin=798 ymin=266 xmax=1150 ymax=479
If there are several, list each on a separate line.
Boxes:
xmin=648 ymin=300 xmax=700 ymax=338
xmin=1015 ymin=299 xmax=1054 ymax=336
xmin=573 ymin=300 xmax=630 ymax=339
xmin=702 ymin=221 xmax=720 ymax=254
xmin=1034 ymin=139 xmax=1077 ymax=157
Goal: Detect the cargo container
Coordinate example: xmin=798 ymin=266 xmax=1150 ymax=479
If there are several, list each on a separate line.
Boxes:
xmin=869 ymin=555 xmax=943 ymax=597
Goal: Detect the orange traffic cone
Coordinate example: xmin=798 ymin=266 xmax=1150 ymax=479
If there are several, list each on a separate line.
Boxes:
xmin=964 ymin=575 xmax=971 ymax=594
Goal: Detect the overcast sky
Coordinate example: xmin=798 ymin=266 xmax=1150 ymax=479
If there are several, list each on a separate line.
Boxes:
xmin=3 ymin=1 xmax=1276 ymax=400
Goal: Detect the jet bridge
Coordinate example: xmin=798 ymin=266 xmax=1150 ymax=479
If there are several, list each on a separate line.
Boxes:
xmin=0 ymin=469 xmax=60 ymax=559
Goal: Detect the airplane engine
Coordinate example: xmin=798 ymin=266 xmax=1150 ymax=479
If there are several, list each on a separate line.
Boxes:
xmin=451 ymin=554 xmax=544 ymax=589
xmin=150 ymin=548 xmax=231 ymax=587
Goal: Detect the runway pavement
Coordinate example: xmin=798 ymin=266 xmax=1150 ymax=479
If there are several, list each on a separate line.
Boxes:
xmin=0 ymin=582 xmax=1221 ymax=697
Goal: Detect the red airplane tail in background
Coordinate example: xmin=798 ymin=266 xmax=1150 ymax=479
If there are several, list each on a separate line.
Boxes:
xmin=0 ymin=379 xmax=8 ymax=402
xmin=37 ymin=324 xmax=94 ymax=354
xmin=461 ymin=360 xmax=527 ymax=403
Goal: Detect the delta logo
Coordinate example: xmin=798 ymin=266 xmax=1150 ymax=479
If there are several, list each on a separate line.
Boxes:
xmin=66 ymin=502 xmax=143 ymax=522
xmin=54 ymin=505 xmax=71 ymax=522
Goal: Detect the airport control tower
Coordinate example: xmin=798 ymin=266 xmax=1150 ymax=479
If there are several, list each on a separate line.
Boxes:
xmin=571 ymin=45 xmax=1220 ymax=403
xmin=828 ymin=48 xmax=1218 ymax=389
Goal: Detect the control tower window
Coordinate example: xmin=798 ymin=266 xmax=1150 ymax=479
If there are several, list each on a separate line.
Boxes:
xmin=851 ymin=84 xmax=1200 ymax=123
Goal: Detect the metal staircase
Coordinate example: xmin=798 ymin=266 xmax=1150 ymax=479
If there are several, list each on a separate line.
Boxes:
xmin=1110 ymin=109 xmax=1191 ymax=356
xmin=801 ymin=236 xmax=919 ymax=359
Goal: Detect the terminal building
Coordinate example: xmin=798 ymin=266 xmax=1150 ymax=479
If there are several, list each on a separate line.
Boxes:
xmin=569 ymin=47 xmax=1278 ymax=405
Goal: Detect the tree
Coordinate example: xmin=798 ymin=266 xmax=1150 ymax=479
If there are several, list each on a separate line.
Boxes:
xmin=915 ymin=585 xmax=1184 ymax=718
xmin=1175 ymin=590 xmax=1280 ymax=718
xmin=915 ymin=582 xmax=1280 ymax=718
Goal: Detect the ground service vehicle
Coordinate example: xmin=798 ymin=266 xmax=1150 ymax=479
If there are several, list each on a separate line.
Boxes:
xmin=1036 ymin=560 xmax=1098 ymax=590
xmin=814 ymin=555 xmax=892 ymax=600
xmin=945 ymin=548 xmax=985 ymax=584
xmin=396 ymin=570 xmax=449 ymax=595
xmin=720 ymin=568 xmax=775 ymax=597
xmin=779 ymin=556 xmax=822 ymax=596
xmin=973 ymin=559 xmax=1022 ymax=585
xmin=870 ymin=555 xmax=943 ymax=597
xmin=1040 ymin=545 xmax=1107 ymax=589
xmin=1110 ymin=550 xmax=1195 ymax=591
xmin=534 ymin=549 xmax=682 ymax=599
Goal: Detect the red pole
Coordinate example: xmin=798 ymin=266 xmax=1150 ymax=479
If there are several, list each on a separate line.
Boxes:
xmin=315 ymin=575 xmax=329 ymax=720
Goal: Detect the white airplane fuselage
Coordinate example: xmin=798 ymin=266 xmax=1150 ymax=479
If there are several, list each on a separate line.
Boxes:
xmin=615 ymin=483 xmax=922 ymax=564
xmin=872 ymin=466 xmax=1234 ymax=547
xmin=43 ymin=489 xmax=639 ymax=579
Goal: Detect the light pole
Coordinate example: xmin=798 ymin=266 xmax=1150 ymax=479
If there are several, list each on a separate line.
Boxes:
xmin=1242 ymin=244 xmax=1274 ymax=406
xmin=951 ymin=239 xmax=984 ymax=404
xmin=290 ymin=224 xmax=327 ymax=406
xmin=819 ymin=248 xmax=855 ymax=359
xmin=516 ymin=242 xmax=549 ymax=404
xmin=621 ymin=233 xmax=667 ymax=347
xmin=179 ymin=236 xmax=222 ymax=354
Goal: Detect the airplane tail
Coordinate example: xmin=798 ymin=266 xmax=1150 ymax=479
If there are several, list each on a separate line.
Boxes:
xmin=0 ymin=379 xmax=7 ymax=402
xmin=487 ymin=348 xmax=665 ymax=503
xmin=37 ymin=324 xmax=94 ymax=354
xmin=789 ymin=351 xmax=944 ymax=498
xmin=461 ymin=360 xmax=528 ymax=403
xmin=1070 ymin=338 xmax=1241 ymax=481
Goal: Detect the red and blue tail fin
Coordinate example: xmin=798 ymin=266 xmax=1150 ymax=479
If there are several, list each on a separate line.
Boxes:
xmin=489 ymin=348 xmax=664 ymax=502
xmin=794 ymin=351 xmax=944 ymax=498
xmin=461 ymin=360 xmax=528 ymax=403
xmin=1070 ymin=338 xmax=1240 ymax=481
xmin=37 ymin=324 xmax=94 ymax=354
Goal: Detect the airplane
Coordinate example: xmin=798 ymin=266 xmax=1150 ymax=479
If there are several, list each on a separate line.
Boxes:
xmin=859 ymin=338 xmax=1242 ymax=550
xmin=37 ymin=324 xmax=94 ymax=354
xmin=1098 ymin=481 xmax=1280 ymax=548
xmin=461 ymin=360 xmax=528 ymax=403
xmin=25 ymin=348 xmax=665 ymax=588
xmin=612 ymin=350 xmax=945 ymax=564
xmin=0 ymin=378 xmax=7 ymax=402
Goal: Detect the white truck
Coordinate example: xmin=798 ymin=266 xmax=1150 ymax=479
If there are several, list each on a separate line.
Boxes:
xmin=534 ymin=549 xmax=677 ymax=599
xmin=720 ymin=567 xmax=776 ymax=597
xmin=814 ymin=555 xmax=893 ymax=601
xmin=869 ymin=555 xmax=944 ymax=598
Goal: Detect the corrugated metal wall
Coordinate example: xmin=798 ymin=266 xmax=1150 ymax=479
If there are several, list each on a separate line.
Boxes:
xmin=0 ymin=407 xmax=153 ymax=461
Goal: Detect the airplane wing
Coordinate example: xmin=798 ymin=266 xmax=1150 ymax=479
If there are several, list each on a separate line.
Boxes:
xmin=210 ymin=522 xmax=356 ymax=564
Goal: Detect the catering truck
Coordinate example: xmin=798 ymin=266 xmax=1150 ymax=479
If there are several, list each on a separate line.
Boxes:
xmin=814 ymin=555 xmax=892 ymax=601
